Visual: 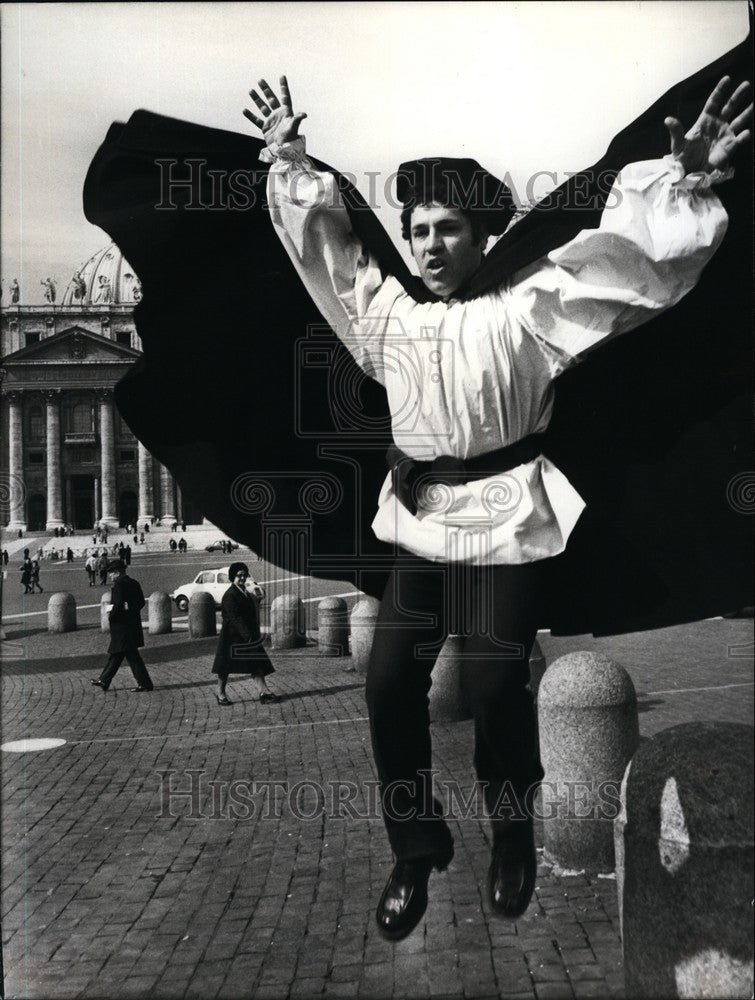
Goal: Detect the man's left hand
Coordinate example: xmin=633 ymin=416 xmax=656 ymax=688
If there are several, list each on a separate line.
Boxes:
xmin=665 ymin=75 xmax=752 ymax=174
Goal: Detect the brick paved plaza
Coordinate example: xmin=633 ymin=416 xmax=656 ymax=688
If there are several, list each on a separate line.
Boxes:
xmin=1 ymin=613 xmax=753 ymax=999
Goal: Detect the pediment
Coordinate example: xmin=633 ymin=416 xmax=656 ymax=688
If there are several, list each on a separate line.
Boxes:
xmin=2 ymin=326 xmax=142 ymax=365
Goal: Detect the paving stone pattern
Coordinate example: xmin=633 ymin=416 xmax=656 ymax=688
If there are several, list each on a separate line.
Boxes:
xmin=1 ymin=617 xmax=752 ymax=999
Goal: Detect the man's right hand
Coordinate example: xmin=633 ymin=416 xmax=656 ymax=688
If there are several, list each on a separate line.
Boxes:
xmin=244 ymin=75 xmax=307 ymax=148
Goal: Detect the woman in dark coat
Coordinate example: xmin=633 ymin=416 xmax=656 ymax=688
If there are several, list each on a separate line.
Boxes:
xmin=19 ymin=550 xmax=32 ymax=594
xmin=212 ymin=561 xmax=278 ymax=706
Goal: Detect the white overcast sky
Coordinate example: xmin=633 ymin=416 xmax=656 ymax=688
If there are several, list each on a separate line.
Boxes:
xmin=0 ymin=1 xmax=749 ymax=304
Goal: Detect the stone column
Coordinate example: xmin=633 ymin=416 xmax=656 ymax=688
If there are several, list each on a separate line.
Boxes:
xmin=98 ymin=389 xmax=118 ymax=529
xmin=65 ymin=477 xmax=73 ymax=527
xmin=157 ymin=464 xmax=176 ymax=525
xmin=94 ymin=476 xmax=101 ymax=523
xmin=5 ymin=390 xmax=27 ymax=531
xmin=45 ymin=390 xmax=65 ymax=531
xmin=137 ymin=441 xmax=154 ymax=524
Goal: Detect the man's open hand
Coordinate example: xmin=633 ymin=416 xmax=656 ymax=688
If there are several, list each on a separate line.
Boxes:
xmin=665 ymin=76 xmax=752 ymax=174
xmin=243 ymin=76 xmax=307 ymax=148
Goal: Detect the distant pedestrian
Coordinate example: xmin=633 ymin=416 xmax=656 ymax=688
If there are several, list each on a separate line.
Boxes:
xmin=85 ymin=553 xmax=97 ymax=585
xmin=30 ymin=560 xmax=43 ymax=593
xmin=139 ymin=532 xmax=145 ymax=544
xmin=98 ymin=551 xmax=109 ymax=585
xmin=118 ymin=543 xmax=126 ymax=560
xmin=171 ymin=521 xmax=177 ymax=533
xmin=125 ymin=545 xmax=132 ymax=566
xmin=181 ymin=521 xmax=186 ymax=532
xmin=66 ymin=548 xmax=74 ymax=563
xmin=213 ymin=561 xmax=278 ymax=706
xmin=91 ymin=560 xmax=153 ymax=693
xmin=2 ymin=549 xmax=8 ymax=566
xmin=20 ymin=550 xmax=32 ymax=593
xmin=169 ymin=538 xmax=177 ymax=552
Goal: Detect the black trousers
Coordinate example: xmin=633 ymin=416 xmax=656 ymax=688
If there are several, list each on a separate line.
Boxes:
xmin=100 ymin=649 xmax=153 ymax=689
xmin=365 ymin=553 xmax=545 ymax=862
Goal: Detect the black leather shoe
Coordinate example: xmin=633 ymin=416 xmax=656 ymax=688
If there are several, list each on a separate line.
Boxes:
xmin=375 ymin=845 xmax=453 ymax=942
xmin=90 ymin=679 xmax=108 ymax=691
xmin=130 ymin=686 xmax=153 ymax=693
xmin=375 ymin=859 xmax=433 ymax=941
xmin=488 ymin=824 xmax=537 ymax=920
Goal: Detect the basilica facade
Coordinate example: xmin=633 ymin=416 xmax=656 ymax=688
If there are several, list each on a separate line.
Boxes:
xmin=1 ymin=244 xmax=203 ymax=532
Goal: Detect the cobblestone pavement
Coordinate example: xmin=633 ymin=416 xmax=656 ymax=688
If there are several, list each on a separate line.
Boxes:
xmin=1 ymin=617 xmax=752 ymax=999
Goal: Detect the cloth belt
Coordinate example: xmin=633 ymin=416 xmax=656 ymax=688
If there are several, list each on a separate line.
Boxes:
xmin=387 ymin=433 xmax=547 ymax=516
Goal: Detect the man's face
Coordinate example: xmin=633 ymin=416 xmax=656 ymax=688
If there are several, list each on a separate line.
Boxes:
xmin=409 ymin=203 xmax=486 ymax=299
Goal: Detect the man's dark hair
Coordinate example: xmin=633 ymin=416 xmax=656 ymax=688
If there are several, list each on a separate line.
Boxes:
xmin=400 ymin=183 xmax=488 ymax=245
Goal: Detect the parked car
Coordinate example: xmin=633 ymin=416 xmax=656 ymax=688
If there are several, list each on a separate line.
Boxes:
xmin=205 ymin=539 xmax=239 ymax=553
xmin=171 ymin=566 xmax=265 ymax=612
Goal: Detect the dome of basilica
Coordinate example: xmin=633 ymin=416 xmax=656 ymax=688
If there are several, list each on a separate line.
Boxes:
xmin=61 ymin=243 xmax=141 ymax=307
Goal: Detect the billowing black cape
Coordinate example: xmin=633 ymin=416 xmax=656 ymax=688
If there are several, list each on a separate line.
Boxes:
xmin=83 ymin=31 xmax=753 ymax=635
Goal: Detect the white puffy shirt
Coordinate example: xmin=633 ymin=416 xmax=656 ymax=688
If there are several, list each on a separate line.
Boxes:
xmin=263 ymin=139 xmax=729 ymax=565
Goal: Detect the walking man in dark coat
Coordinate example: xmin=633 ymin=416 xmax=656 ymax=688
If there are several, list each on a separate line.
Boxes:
xmin=91 ymin=560 xmax=153 ymax=692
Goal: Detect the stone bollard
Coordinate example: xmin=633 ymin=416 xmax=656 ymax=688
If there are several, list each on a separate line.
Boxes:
xmin=188 ymin=591 xmax=216 ymax=638
xmin=350 ymin=596 xmax=381 ymax=675
xmin=318 ymin=597 xmax=349 ymax=656
xmin=148 ymin=592 xmax=172 ymax=635
xmin=271 ymin=594 xmax=305 ymax=649
xmin=48 ymin=593 xmax=77 ymax=633
xmin=538 ymin=651 xmax=639 ymax=872
xmin=616 ymin=722 xmax=754 ymax=1000
xmin=100 ymin=590 xmax=112 ymax=632
xmin=428 ymin=635 xmax=473 ymax=722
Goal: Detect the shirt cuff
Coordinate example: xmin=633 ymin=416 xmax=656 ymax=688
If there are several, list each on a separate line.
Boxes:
xmin=259 ymin=136 xmax=307 ymax=164
xmin=664 ymin=153 xmax=735 ymax=190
